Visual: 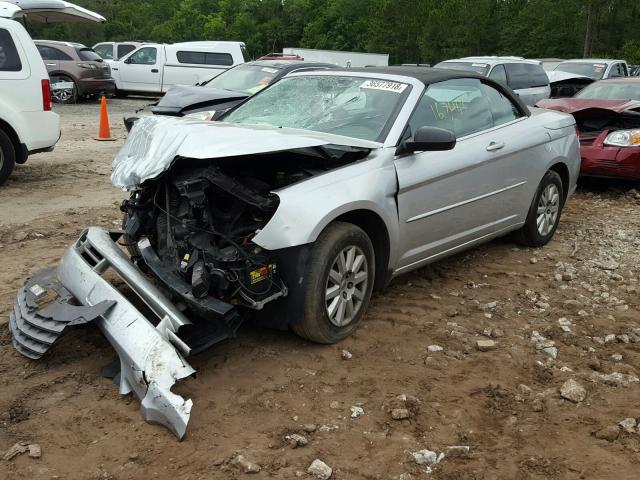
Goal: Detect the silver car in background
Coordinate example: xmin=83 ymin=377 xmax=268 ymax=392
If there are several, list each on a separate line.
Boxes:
xmin=435 ymin=56 xmax=551 ymax=106
xmin=10 ymin=67 xmax=580 ymax=438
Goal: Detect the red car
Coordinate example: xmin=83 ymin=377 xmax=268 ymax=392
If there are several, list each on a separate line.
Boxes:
xmin=538 ymin=78 xmax=640 ymax=179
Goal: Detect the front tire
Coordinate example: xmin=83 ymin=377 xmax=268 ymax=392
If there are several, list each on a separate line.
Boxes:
xmin=292 ymin=222 xmax=375 ymax=344
xmin=0 ymin=129 xmax=16 ymax=186
xmin=515 ymin=170 xmax=564 ymax=247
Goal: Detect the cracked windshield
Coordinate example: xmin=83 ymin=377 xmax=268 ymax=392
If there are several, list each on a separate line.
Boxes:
xmin=223 ymin=75 xmax=409 ymax=141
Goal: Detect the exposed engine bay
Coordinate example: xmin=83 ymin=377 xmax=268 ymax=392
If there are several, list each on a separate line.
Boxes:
xmin=121 ymin=147 xmax=368 ymax=316
xmin=573 ymin=108 xmax=640 ymax=137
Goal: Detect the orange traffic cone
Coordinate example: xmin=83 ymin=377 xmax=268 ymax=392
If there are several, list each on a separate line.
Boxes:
xmin=96 ymin=96 xmax=115 ymax=141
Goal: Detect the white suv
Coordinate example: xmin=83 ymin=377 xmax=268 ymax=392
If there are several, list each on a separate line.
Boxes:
xmin=0 ymin=15 xmax=59 ymax=185
xmin=434 ymin=56 xmax=551 ymax=106
xmin=0 ymin=0 xmax=105 ymax=185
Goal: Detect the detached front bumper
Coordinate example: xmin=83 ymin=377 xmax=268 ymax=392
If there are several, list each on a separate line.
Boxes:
xmin=9 ymin=227 xmax=196 ymax=439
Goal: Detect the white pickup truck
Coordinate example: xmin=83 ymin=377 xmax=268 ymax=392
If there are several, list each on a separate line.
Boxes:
xmin=110 ymin=41 xmax=248 ymax=95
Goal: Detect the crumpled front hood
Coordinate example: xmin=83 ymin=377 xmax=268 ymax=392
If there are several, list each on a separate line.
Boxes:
xmin=537 ymin=98 xmax=640 ymax=114
xmin=153 ymin=85 xmax=249 ymax=112
xmin=546 ymin=70 xmax=594 ymax=84
xmin=111 ymin=115 xmax=379 ymax=190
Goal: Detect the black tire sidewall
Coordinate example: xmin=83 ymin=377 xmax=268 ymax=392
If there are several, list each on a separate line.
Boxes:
xmin=521 ymin=170 xmax=564 ymax=246
xmin=300 ymin=223 xmax=375 ymax=344
xmin=0 ymin=129 xmax=16 ymax=186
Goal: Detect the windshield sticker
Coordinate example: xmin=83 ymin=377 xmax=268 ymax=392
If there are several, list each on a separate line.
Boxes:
xmin=593 ymin=64 xmax=606 ymax=68
xmin=360 ymin=80 xmax=408 ymax=93
xmin=261 ymin=67 xmax=278 ymax=73
xmin=472 ymin=63 xmax=488 ymax=67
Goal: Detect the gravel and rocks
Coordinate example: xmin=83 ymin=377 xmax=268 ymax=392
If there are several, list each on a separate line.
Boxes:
xmin=0 ymin=105 xmax=639 ymax=479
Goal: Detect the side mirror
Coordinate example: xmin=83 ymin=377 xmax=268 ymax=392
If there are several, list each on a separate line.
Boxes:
xmin=124 ymin=57 xmax=132 ymax=64
xmin=399 ymin=126 xmax=456 ymax=154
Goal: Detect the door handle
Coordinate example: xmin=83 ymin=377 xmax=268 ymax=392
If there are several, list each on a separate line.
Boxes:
xmin=486 ymin=141 xmax=505 ymax=152
xmin=151 ymin=68 xmax=159 ymax=73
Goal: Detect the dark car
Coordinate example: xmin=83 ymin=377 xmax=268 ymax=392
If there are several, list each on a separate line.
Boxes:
xmin=35 ymin=40 xmax=115 ymax=103
xmin=538 ymin=78 xmax=640 ymax=180
xmin=150 ymin=60 xmax=336 ymax=119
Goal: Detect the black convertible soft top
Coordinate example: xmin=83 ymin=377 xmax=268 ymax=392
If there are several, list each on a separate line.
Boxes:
xmin=336 ymin=66 xmax=530 ymax=116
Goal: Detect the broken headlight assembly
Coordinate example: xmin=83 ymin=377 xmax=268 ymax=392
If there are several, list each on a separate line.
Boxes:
xmin=604 ymin=129 xmax=640 ymax=147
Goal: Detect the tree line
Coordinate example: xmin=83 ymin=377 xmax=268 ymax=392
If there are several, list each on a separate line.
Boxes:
xmin=29 ymin=0 xmax=640 ymax=65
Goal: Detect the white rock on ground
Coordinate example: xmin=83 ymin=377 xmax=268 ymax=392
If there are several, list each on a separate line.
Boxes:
xmin=350 ymin=406 xmax=364 ymax=418
xmin=27 ymin=444 xmax=41 ymax=459
xmin=2 ymin=443 xmax=28 ymax=461
xmin=233 ymin=454 xmax=261 ymax=473
xmin=341 ymin=349 xmax=353 ymax=360
xmin=598 ymin=372 xmax=640 ymax=386
xmin=285 ymin=433 xmax=308 ymax=448
xmin=412 ymin=449 xmax=438 ymax=466
xmin=391 ymin=408 xmax=411 ymax=420
xmin=476 ymin=339 xmax=496 ymax=351
xmin=560 ymin=379 xmax=586 ymax=403
xmin=307 ymin=459 xmax=332 ymax=479
xmin=427 ymin=345 xmax=443 ymax=352
xmin=619 ymin=418 xmax=637 ymax=433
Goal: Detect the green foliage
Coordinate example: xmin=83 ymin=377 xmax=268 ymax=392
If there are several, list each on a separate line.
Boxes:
xmin=26 ymin=0 xmax=640 ymax=64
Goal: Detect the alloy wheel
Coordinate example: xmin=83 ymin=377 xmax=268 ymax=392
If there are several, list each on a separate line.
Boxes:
xmin=325 ymin=245 xmax=369 ymax=327
xmin=536 ymin=184 xmax=560 ymax=236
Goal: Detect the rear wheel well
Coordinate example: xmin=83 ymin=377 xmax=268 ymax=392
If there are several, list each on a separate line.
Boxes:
xmin=0 ymin=119 xmax=25 ymax=163
xmin=549 ymin=162 xmax=570 ymax=204
xmin=332 ymin=210 xmax=391 ymax=290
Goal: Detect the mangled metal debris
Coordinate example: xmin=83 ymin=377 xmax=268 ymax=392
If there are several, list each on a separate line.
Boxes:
xmin=11 ymin=228 xmax=198 ymax=439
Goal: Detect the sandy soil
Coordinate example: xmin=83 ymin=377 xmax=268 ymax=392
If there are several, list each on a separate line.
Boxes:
xmin=1 ymin=99 xmax=640 ymax=479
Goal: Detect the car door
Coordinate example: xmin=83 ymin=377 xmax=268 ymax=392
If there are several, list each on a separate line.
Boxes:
xmin=119 ymin=46 xmax=162 ymax=92
xmin=394 ymin=78 xmax=536 ymax=272
xmin=36 ymin=45 xmax=58 ymax=73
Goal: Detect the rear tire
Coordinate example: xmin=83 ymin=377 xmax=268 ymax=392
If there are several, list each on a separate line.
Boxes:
xmin=514 ymin=170 xmax=564 ymax=247
xmin=292 ymin=222 xmax=375 ymax=344
xmin=51 ymin=75 xmax=77 ymax=104
xmin=0 ymin=129 xmax=16 ymax=186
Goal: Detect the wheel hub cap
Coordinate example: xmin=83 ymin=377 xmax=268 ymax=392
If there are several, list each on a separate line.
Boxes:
xmin=325 ymin=246 xmax=368 ymax=327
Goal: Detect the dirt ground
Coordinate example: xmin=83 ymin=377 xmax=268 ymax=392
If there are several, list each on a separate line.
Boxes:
xmin=1 ymin=99 xmax=640 ymax=480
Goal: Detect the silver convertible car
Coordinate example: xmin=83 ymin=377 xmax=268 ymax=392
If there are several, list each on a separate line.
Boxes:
xmin=9 ymin=67 xmax=580 ymax=438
